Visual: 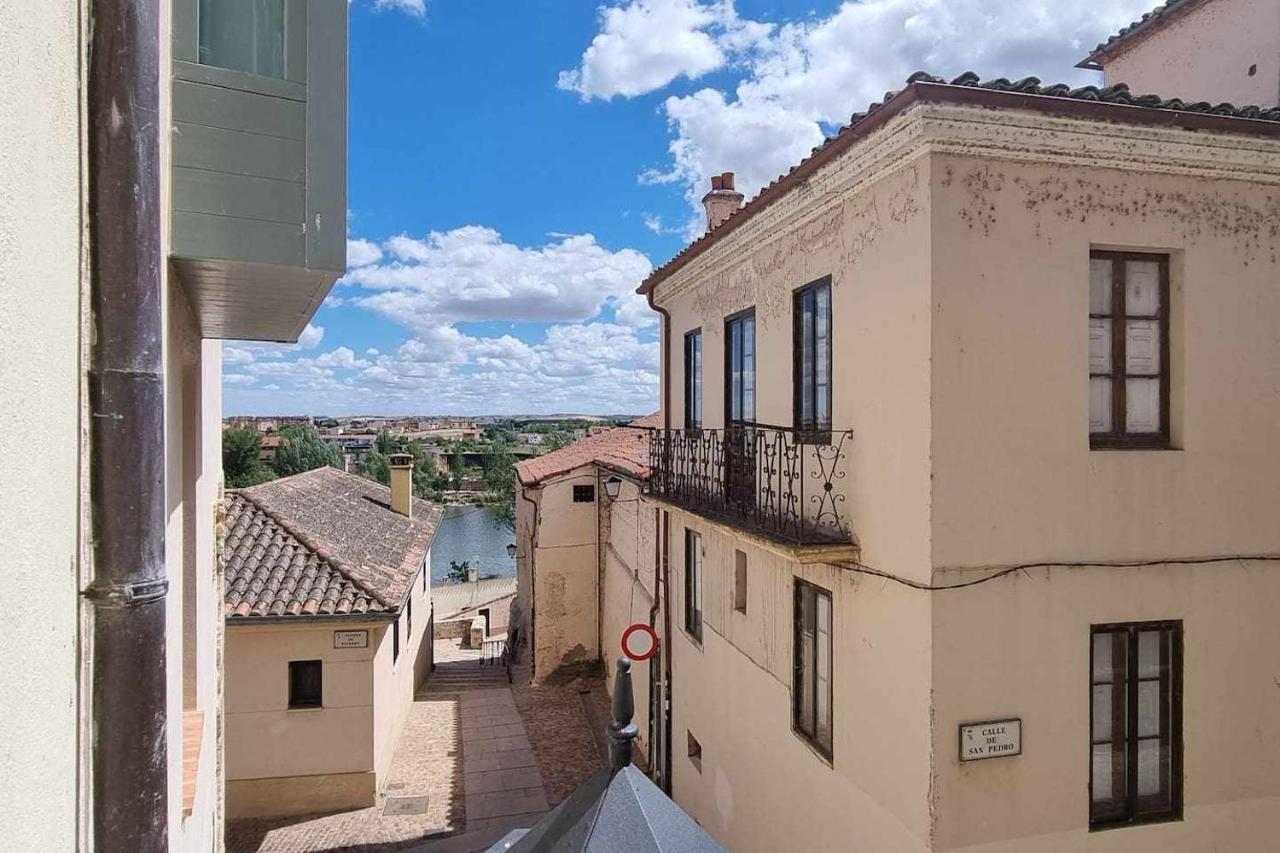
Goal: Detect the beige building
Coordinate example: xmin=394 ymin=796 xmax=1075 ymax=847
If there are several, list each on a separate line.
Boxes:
xmin=1079 ymin=0 xmax=1280 ymax=107
xmin=513 ymin=424 xmax=652 ymax=681
xmin=223 ymin=462 xmax=441 ymax=818
xmin=520 ymin=3 xmax=1280 ymax=851
xmin=0 ymin=0 xmax=346 ymax=848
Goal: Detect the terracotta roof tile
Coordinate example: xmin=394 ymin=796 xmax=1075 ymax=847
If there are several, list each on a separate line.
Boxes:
xmin=638 ymin=70 xmax=1280 ymax=296
xmin=516 ymin=424 xmax=653 ymax=486
xmin=224 ymin=467 xmax=443 ymax=620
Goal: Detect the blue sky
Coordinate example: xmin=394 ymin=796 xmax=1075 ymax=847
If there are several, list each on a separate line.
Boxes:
xmin=223 ymin=0 xmax=1152 ymax=416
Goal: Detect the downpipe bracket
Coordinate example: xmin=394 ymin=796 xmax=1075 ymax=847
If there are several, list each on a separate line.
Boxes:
xmin=83 ymin=577 xmax=169 ymax=608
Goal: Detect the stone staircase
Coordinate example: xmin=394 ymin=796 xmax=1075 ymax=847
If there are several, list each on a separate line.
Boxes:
xmin=422 ymin=642 xmax=510 ymax=693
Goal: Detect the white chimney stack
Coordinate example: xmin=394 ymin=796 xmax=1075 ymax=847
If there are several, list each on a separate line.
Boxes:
xmin=701 ymin=171 xmax=744 ymax=232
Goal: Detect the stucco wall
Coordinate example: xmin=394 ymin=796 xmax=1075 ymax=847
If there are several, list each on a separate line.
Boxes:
xmin=373 ymin=558 xmax=432 ymax=783
xmin=225 ymin=621 xmax=381 ymax=810
xmin=1102 ymin=0 xmax=1280 ymax=107
xmin=599 ymin=481 xmax=658 ymax=761
xmin=658 ymin=144 xmax=934 ymax=583
xmin=928 ymin=152 xmax=1280 ymax=568
xmin=165 ymin=286 xmax=226 ymax=849
xmin=924 ymin=126 xmax=1280 ymax=849
xmin=527 ymin=468 xmax=602 ymax=679
xmin=0 ymin=1 xmax=83 ymax=848
xmin=931 ymin=559 xmax=1280 ymax=852
xmin=666 ymin=512 xmax=932 ymax=852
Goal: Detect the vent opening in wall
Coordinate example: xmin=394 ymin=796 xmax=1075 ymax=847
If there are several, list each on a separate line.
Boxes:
xmin=1248 ymin=63 xmax=1257 ymax=76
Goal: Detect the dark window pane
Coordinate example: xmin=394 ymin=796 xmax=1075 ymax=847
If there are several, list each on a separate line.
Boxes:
xmin=288 ymin=660 xmax=322 ymax=709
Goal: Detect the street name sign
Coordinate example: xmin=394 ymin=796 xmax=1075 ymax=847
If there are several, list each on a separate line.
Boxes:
xmin=959 ymin=719 xmax=1022 ymax=761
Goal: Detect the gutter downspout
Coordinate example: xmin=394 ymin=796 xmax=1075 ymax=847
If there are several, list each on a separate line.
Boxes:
xmin=645 ymin=287 xmax=675 ymax=795
xmin=84 ymin=0 xmax=169 ymax=848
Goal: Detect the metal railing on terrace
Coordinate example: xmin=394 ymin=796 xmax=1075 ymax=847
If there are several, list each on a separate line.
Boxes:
xmin=645 ymin=424 xmax=853 ymax=545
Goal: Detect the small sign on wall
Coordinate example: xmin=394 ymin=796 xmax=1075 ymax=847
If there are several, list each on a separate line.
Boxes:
xmin=334 ymin=629 xmax=369 ymax=649
xmin=959 ymin=719 xmax=1022 ymax=761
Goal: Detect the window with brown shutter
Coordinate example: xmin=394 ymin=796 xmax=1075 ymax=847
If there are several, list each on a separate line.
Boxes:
xmin=1090 ymin=621 xmax=1183 ymax=829
xmin=1089 ymin=252 xmax=1171 ymax=448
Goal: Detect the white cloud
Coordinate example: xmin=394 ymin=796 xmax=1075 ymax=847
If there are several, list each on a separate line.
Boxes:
xmin=571 ymin=0 xmax=1155 ymax=220
xmin=224 ymin=374 xmax=256 ymax=385
xmin=297 ymin=323 xmax=325 ymax=349
xmin=347 ymin=226 xmax=655 ymax=330
xmin=347 ymin=238 xmax=383 ymax=267
xmin=559 ymin=0 xmax=729 ymax=99
xmin=226 ymin=228 xmax=662 ymax=414
xmin=373 ymin=0 xmax=425 ymax=16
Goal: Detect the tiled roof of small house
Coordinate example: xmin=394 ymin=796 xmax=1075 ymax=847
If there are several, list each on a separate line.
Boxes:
xmin=224 ymin=467 xmax=442 ymax=619
xmin=224 ymin=491 xmax=386 ymax=618
xmin=638 ymin=70 xmax=1280 ymax=295
xmin=1078 ymin=0 xmax=1205 ymax=68
xmin=515 ymin=423 xmax=652 ymax=486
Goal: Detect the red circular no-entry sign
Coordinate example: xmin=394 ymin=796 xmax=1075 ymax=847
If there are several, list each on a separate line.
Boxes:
xmin=621 ymin=623 xmax=660 ymax=661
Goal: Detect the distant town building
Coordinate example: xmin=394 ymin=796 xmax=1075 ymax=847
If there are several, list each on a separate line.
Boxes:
xmin=223 ymin=461 xmax=441 ymax=818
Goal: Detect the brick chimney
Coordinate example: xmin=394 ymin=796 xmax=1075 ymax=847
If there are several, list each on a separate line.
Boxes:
xmin=389 ymin=453 xmax=413 ymax=518
xmin=701 ymin=171 xmax=744 ymax=232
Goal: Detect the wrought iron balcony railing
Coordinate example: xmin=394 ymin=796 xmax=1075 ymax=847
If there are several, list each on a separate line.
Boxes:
xmin=645 ymin=424 xmax=853 ymax=545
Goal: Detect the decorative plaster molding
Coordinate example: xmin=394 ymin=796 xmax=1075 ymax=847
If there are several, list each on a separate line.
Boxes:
xmin=653 ymin=101 xmax=1280 ymax=305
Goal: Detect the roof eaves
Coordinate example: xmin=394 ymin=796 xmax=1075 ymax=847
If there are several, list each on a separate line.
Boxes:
xmin=638 ymin=69 xmax=1280 ymax=296
xmin=1077 ymin=0 xmax=1204 ymax=69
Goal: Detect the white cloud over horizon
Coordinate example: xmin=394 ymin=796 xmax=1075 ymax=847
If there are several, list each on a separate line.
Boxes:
xmin=225 ymin=228 xmax=659 ymax=415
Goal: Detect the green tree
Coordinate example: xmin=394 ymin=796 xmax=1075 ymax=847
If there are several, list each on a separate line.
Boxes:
xmin=375 ymin=429 xmax=402 ymax=455
xmin=445 ymin=560 xmax=471 ymax=584
xmin=222 ymin=428 xmax=276 ymax=488
xmin=363 ymin=446 xmax=390 ymax=485
xmin=223 ymin=428 xmax=260 ymax=482
xmin=271 ymin=425 xmax=339 ymax=477
xmin=485 ymin=442 xmax=517 ymax=533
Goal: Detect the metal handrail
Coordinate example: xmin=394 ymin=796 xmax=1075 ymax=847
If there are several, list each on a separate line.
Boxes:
xmin=645 ymin=424 xmax=853 ymax=545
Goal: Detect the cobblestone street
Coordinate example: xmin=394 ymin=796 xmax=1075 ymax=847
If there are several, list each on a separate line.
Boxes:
xmin=226 ymin=641 xmax=612 ymax=853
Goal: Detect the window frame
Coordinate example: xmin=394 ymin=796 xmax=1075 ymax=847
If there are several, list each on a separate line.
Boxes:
xmin=793 ymin=276 xmax=833 ymax=443
xmin=684 ymin=329 xmax=703 ymax=431
xmin=684 ymin=529 xmax=703 ymax=643
xmin=1088 ymin=620 xmax=1184 ymax=830
xmin=724 ymin=309 xmax=757 ymax=427
xmin=792 ymin=578 xmax=833 ymax=759
xmin=287 ymin=659 xmax=323 ymax=709
xmin=572 ymin=484 xmax=596 ymax=503
xmin=1089 ymin=251 xmax=1171 ymax=450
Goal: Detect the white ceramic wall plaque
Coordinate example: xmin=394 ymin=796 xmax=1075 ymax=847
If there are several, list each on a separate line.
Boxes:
xmin=959 ymin=719 xmax=1022 ymax=761
xmin=334 ymin=629 xmax=369 ymax=649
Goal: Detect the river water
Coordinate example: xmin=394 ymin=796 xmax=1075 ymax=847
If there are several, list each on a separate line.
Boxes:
xmin=430 ymin=505 xmax=516 ymax=583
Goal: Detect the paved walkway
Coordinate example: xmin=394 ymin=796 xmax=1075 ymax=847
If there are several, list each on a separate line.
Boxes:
xmin=228 ymin=640 xmax=609 ymax=853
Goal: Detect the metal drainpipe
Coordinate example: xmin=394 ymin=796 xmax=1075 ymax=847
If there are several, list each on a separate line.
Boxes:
xmin=644 ymin=287 xmax=674 ymax=794
xmin=84 ymin=0 xmax=169 ymax=849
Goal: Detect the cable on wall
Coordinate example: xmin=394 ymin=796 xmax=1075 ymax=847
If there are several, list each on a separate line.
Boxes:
xmin=832 ymin=554 xmax=1280 ymax=592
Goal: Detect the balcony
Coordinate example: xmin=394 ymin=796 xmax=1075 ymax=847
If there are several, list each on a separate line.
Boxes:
xmin=646 ymin=425 xmax=854 ymax=547
xmin=169 ymin=0 xmax=347 ymax=342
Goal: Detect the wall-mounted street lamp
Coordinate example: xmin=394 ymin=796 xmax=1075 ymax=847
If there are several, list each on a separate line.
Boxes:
xmin=507 ymin=543 xmax=517 ymax=559
xmin=603 ymin=476 xmax=622 ymax=500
